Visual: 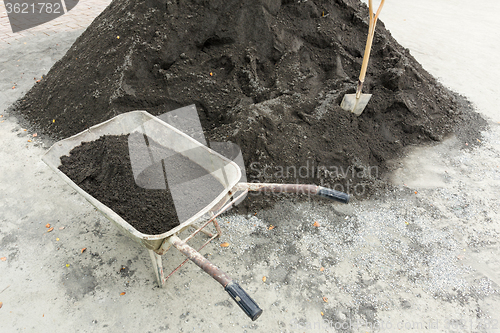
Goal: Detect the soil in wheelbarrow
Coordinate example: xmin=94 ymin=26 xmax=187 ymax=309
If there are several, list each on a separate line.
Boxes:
xmin=58 ymin=134 xmax=226 ymax=235
xmin=12 ymin=0 xmax=486 ymax=209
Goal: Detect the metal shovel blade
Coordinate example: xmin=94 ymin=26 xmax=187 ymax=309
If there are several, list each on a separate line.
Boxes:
xmin=340 ymin=93 xmax=372 ymax=116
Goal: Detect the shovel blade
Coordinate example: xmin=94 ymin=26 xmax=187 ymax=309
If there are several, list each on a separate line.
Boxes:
xmin=340 ymin=93 xmax=372 ymax=116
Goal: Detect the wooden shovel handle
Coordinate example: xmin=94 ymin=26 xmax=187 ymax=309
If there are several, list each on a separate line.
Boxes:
xmin=357 ymin=0 xmax=385 ymax=96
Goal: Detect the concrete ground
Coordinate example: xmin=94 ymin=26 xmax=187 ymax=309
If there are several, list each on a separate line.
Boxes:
xmin=1 ymin=1 xmax=500 ymax=332
xmin=0 ymin=0 xmax=111 ymax=44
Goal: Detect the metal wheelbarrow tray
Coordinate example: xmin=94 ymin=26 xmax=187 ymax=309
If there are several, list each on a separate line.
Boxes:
xmin=42 ymin=110 xmax=349 ymax=321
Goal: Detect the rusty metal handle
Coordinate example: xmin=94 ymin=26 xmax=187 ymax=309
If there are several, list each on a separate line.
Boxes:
xmin=169 ymin=235 xmax=263 ymax=321
xmin=225 ymin=282 xmax=263 ymax=321
xmin=235 ymin=183 xmax=350 ymax=203
xmin=317 ymin=187 xmax=350 ymax=203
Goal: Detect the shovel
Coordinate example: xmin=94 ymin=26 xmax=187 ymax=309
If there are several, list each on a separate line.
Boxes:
xmin=341 ymin=0 xmax=385 ymax=115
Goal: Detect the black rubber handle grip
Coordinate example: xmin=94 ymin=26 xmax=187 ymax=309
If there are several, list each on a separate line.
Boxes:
xmin=317 ymin=187 xmax=350 ymax=204
xmin=225 ymin=282 xmax=263 ymax=321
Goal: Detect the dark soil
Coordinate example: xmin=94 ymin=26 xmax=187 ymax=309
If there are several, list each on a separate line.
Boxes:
xmin=59 ymin=134 xmax=180 ymax=235
xmin=13 ymin=0 xmax=487 ymax=211
xmin=59 ymin=133 xmax=227 ymax=234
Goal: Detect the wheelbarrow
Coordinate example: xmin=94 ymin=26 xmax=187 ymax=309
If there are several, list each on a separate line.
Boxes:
xmin=42 ymin=110 xmax=349 ymax=321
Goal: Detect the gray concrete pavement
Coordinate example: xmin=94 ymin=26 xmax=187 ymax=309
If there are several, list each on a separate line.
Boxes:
xmin=0 ymin=0 xmax=112 ymax=46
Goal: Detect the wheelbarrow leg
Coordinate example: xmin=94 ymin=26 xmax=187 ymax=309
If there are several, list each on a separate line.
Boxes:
xmin=188 ymin=214 xmax=222 ymax=239
xmin=151 ymin=217 xmax=222 ymax=287
xmin=190 ymin=223 xmax=215 ymax=237
xmin=148 ymin=249 xmax=165 ymax=288
xmin=150 ymin=192 xmax=248 ymax=288
xmin=189 ymin=216 xmax=222 ymax=238
xmin=210 ymin=212 xmax=222 ymax=237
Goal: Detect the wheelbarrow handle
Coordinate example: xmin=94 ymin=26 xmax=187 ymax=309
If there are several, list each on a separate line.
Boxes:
xmin=169 ymin=235 xmax=263 ymax=321
xmin=234 ymin=183 xmax=349 ymax=204
xmin=225 ymin=282 xmax=263 ymax=321
xmin=317 ymin=187 xmax=350 ymax=204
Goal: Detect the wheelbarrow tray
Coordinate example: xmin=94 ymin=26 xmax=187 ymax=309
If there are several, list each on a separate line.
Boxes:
xmin=42 ymin=110 xmax=241 ymax=251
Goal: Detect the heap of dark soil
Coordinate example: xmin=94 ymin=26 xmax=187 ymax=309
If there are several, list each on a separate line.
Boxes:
xmin=59 ymin=135 xmax=180 ymax=234
xmin=14 ymin=0 xmax=485 ymax=205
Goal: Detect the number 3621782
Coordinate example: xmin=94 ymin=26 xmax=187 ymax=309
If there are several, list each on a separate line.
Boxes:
xmin=6 ymin=3 xmax=62 ymax=14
